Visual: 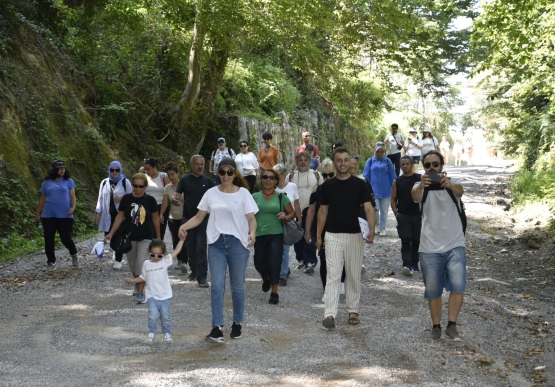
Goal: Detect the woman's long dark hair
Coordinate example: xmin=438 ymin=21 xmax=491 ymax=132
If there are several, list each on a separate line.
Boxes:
xmin=232 ymin=170 xmax=249 ymax=189
xmin=44 ymin=168 xmax=71 ymax=181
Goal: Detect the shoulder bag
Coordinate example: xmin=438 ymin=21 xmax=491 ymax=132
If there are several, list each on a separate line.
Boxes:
xmin=111 ymin=195 xmax=147 ymax=254
xmin=278 ymin=193 xmax=304 ymax=245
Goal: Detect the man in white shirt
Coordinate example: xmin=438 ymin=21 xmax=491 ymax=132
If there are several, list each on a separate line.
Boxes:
xmin=286 ymin=152 xmax=323 ymax=273
xmin=384 ymin=123 xmax=404 ymax=176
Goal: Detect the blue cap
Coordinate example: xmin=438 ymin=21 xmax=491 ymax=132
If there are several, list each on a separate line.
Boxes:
xmin=217 ymin=137 xmax=226 ymax=143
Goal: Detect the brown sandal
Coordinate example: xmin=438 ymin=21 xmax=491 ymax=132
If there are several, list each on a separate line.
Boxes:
xmin=348 ymin=313 xmax=360 ymax=325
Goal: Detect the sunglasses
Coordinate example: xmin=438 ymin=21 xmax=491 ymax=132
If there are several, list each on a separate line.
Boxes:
xmin=218 ymin=169 xmax=234 ymax=176
xmin=110 ymin=168 xmax=120 ymax=173
xmin=322 ymin=172 xmax=335 ymax=178
xmin=350 ymin=156 xmax=359 ymax=160
xmin=240 ymin=144 xmax=248 ymax=148
xmin=149 ymin=253 xmax=164 ymax=259
xmin=423 ymin=161 xmax=441 ymax=169
xmin=261 ymin=175 xmax=276 ymax=180
xmin=218 ymin=141 xmax=225 ymax=144
xmin=132 ymin=184 xmax=145 ymax=189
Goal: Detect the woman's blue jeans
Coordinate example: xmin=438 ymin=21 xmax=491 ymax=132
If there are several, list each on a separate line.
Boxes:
xmin=208 ymin=234 xmax=250 ymax=327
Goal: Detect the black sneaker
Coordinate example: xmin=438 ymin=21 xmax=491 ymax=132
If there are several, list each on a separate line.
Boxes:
xmin=230 ymin=323 xmax=242 ymax=339
xmin=187 ymin=274 xmax=197 ymax=282
xmin=269 ymin=292 xmax=279 ymax=305
xmin=296 ymin=262 xmax=307 ymax=270
xmin=206 ymin=326 xmax=224 ymax=343
xmin=278 ymin=278 xmax=287 ymax=286
xmin=262 ymin=279 xmax=271 ymax=293
xmin=46 ymin=262 xmax=56 ymax=271
xmin=198 ymin=279 xmax=209 ymax=288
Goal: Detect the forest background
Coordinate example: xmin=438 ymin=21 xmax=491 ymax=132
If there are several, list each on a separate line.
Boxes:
xmin=0 ymin=0 xmax=553 ymax=259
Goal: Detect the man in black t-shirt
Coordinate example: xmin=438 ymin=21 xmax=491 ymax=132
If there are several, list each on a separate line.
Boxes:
xmin=390 ymin=155 xmax=422 ymax=277
xmin=317 ymin=147 xmax=376 ymax=330
xmin=173 ymin=155 xmax=215 ymax=287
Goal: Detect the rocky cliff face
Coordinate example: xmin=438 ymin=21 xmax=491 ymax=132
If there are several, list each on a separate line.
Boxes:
xmin=216 ymin=109 xmax=339 ymax=170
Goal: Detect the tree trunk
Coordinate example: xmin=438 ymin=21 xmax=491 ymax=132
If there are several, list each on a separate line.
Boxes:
xmin=174 ymin=16 xmax=206 ymax=130
xmin=191 ymin=38 xmax=230 ymax=154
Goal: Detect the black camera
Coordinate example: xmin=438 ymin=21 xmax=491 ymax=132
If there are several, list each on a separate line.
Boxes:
xmin=428 ymin=171 xmax=446 ymax=184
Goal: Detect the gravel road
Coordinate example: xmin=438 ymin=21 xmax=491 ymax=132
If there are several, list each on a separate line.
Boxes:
xmin=1 ymin=162 xmax=553 ymax=386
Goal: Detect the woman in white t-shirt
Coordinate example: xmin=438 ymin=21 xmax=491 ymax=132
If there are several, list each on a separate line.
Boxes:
xmin=234 ymin=140 xmax=259 ymax=193
xmin=273 ymin=163 xmax=302 ymax=285
xmin=179 ymin=158 xmax=258 ymax=343
xmin=143 ymin=158 xmax=169 ymax=240
xmin=421 ymin=129 xmax=439 ymax=158
xmin=159 ymin=163 xmax=188 ymax=271
xmin=403 ymin=129 xmax=423 ymax=172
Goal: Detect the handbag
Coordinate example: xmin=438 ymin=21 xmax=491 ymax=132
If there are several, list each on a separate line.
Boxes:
xmin=278 ymin=193 xmax=304 ymax=245
xmin=110 ymin=195 xmax=146 ymax=254
xmin=393 ymin=134 xmax=403 ymax=150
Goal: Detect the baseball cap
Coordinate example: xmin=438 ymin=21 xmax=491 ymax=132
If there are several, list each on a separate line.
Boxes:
xmin=218 ymin=158 xmax=236 ymax=170
xmin=51 ymin=160 xmax=66 ymax=169
xmin=306 ymin=144 xmax=315 ymax=150
xmin=217 ymin=137 xmax=226 ymax=143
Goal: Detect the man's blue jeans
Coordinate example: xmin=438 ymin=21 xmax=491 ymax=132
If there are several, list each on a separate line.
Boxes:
xmin=208 ymin=234 xmax=250 ymax=327
xmin=280 ymin=244 xmax=291 ymax=279
xmin=147 ymin=297 xmax=171 ymax=334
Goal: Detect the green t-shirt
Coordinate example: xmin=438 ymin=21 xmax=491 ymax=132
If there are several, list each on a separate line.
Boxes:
xmin=252 ymin=192 xmax=291 ymax=237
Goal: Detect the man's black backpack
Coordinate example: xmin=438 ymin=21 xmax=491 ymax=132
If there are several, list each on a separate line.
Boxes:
xmin=421 ymin=187 xmax=467 ymax=235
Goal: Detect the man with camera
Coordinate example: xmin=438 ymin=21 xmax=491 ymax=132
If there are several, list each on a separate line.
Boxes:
xmin=384 ymin=123 xmax=404 ymax=176
xmin=411 ymin=151 xmax=466 ymax=341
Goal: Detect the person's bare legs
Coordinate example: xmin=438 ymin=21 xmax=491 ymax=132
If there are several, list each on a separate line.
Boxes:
xmin=448 ymin=292 xmax=464 ymax=322
xmin=429 ymin=297 xmax=442 ymax=325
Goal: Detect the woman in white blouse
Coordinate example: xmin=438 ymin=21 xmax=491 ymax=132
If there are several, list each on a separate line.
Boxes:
xmin=143 ymin=158 xmax=169 ymax=239
xmin=234 ymin=140 xmax=259 ymax=193
xmin=179 ymin=158 xmax=258 ymax=343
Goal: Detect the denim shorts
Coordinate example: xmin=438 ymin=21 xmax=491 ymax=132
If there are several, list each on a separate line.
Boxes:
xmin=419 ymin=246 xmax=466 ymax=299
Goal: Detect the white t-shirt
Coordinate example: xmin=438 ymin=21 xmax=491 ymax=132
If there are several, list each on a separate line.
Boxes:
xmin=197 ymin=187 xmax=259 ymax=248
xmin=405 ymin=136 xmax=423 ymax=157
xmin=275 ymin=182 xmax=300 ymax=204
xmin=285 ymin=171 xmax=322 ymax=210
xmin=146 ymin=173 xmax=166 ymax=204
xmin=384 ymin=133 xmax=404 ymax=155
xmin=164 ymin=184 xmax=183 ymax=220
xmin=414 ymin=178 xmax=465 ymax=253
xmin=234 ymin=152 xmax=259 ymax=176
xmin=140 ymin=254 xmax=173 ymax=301
xmin=421 ymin=136 xmax=439 ymax=156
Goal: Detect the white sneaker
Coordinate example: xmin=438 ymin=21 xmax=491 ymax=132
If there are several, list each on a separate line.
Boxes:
xmin=145 ymin=333 xmax=155 ymax=345
xmin=322 ymin=294 xmax=325 ymax=303
xmin=340 ymin=283 xmax=346 ymax=295
xmin=113 ymin=261 xmax=123 ymax=270
xmin=164 ymin=333 xmax=173 ymax=343
xmin=380 ymin=229 xmax=386 ymax=237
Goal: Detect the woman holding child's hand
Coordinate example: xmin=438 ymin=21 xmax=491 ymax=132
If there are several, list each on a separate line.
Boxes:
xmin=178 ymin=158 xmax=258 ymax=343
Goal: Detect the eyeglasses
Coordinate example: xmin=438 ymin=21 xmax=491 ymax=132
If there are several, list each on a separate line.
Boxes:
xmin=132 ymin=184 xmax=145 ymax=188
xmin=261 ymin=175 xmax=276 ymax=180
xmin=110 ymin=168 xmax=120 ymax=173
xmin=149 ymin=253 xmax=164 ymax=259
xmin=322 ymin=172 xmax=334 ymax=178
xmin=350 ymin=156 xmax=359 ymax=160
xmin=218 ymin=169 xmax=234 ymax=176
xmin=423 ymin=161 xmax=441 ymax=169
xmin=240 ymin=144 xmax=248 ymax=148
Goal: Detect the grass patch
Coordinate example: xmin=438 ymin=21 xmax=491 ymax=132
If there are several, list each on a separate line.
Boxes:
xmin=509 ymin=169 xmax=555 ymax=229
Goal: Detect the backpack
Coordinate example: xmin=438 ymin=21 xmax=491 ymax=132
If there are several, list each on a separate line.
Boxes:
xmin=212 ymin=148 xmax=234 ymax=159
xmin=421 ymin=186 xmax=467 ymax=235
xmin=288 ymin=170 xmax=320 ymax=185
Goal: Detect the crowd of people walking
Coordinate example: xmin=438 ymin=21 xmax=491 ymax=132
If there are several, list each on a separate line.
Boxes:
xmin=35 ymin=126 xmax=467 ymax=344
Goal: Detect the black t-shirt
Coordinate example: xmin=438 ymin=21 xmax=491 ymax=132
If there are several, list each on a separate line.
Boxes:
xmin=320 ymin=176 xmax=372 ymax=234
xmin=118 ymin=193 xmax=159 ymax=241
xmin=175 ymin=174 xmax=215 ymax=219
xmin=395 ymin=173 xmax=421 ymax=216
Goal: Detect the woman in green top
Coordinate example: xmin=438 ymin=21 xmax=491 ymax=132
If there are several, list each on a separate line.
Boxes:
xmin=252 ymin=169 xmax=296 ymax=305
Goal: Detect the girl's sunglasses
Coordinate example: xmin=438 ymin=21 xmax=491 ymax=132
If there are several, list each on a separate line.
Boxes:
xmin=322 ymin=172 xmax=334 ymax=178
xmin=423 ymin=161 xmax=440 ymax=169
xmin=262 ymin=175 xmax=275 ymax=180
xmin=149 ymin=253 xmax=164 ymax=259
xmin=110 ymin=168 xmax=120 ymax=172
xmin=132 ymin=184 xmax=145 ymax=188
xmin=218 ymin=169 xmax=234 ymax=176
xmin=240 ymin=144 xmax=248 ymax=148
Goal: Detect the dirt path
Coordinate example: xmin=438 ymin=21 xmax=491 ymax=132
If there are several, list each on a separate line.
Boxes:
xmin=0 ymin=162 xmax=553 ymax=386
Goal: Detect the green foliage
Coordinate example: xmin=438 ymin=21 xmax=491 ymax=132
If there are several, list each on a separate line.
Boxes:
xmin=509 ymin=168 xmax=555 ymax=229
xmin=471 ymin=0 xmax=555 ymax=168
